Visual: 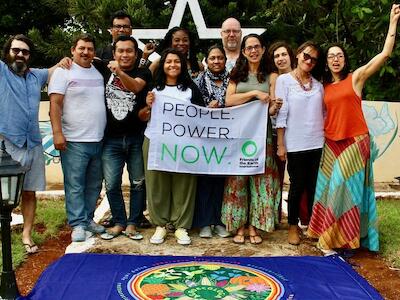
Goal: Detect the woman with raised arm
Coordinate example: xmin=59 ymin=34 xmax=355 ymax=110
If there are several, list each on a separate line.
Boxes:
xmin=308 ymin=4 xmax=400 ymax=255
xmin=222 ymin=34 xmax=281 ymax=245
xmin=275 ymin=41 xmax=325 ymax=245
xmin=149 ymin=26 xmax=203 ymax=78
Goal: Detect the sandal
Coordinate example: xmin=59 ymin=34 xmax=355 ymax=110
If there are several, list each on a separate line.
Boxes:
xmin=249 ymin=235 xmax=263 ymax=245
xmin=23 ymin=243 xmax=38 ymax=254
xmin=123 ymin=230 xmax=143 ymax=240
xmin=100 ymin=226 xmax=124 ymax=240
xmin=233 ymin=234 xmax=245 ymax=244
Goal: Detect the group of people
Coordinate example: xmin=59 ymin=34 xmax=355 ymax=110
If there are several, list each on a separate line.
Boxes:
xmin=1 ymin=4 xmax=399 ymax=255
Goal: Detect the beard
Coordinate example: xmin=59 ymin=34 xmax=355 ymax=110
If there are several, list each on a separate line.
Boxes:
xmin=225 ymin=40 xmax=239 ymax=51
xmin=6 ymin=54 xmax=28 ymax=75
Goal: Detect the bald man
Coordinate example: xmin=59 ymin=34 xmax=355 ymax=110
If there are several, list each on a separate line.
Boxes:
xmin=220 ymin=18 xmax=242 ymax=72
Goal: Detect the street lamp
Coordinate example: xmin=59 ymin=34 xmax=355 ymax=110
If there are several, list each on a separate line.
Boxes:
xmin=0 ymin=141 xmax=25 ymax=300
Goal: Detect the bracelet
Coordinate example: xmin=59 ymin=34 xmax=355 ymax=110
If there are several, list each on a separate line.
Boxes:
xmin=139 ymin=58 xmax=148 ymax=66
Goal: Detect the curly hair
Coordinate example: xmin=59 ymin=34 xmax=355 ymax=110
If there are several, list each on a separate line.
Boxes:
xmin=154 ymin=48 xmax=193 ymax=91
xmin=158 ymin=26 xmax=200 ymax=73
xmin=2 ymin=34 xmax=34 ymax=60
xmin=229 ymin=34 xmax=271 ymax=84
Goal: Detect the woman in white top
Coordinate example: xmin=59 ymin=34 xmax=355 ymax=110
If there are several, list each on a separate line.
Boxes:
xmin=275 ymin=41 xmax=325 ymax=245
xmin=142 ymin=48 xmax=204 ymax=246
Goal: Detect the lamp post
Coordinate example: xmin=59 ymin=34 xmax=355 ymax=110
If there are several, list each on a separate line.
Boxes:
xmin=0 ymin=141 xmax=26 ymax=300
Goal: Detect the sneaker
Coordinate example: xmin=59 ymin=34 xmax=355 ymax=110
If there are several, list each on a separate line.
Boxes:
xmin=87 ymin=220 xmax=106 ymax=234
xmin=71 ymin=226 xmax=86 ymax=242
xmin=175 ymin=228 xmax=191 ymax=245
xmin=199 ymin=226 xmax=212 ymax=238
xmin=150 ymin=226 xmax=167 ymax=244
xmin=214 ymin=225 xmax=231 ymax=238
xmin=317 ymin=242 xmax=338 ymax=256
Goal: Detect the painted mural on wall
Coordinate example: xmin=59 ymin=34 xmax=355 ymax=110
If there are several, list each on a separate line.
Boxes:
xmin=39 ymin=121 xmax=60 ymax=165
xmin=362 ymin=101 xmax=399 ymax=160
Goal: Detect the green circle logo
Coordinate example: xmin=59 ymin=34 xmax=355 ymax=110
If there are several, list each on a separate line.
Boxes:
xmin=241 ymin=140 xmax=257 ymax=157
xmin=185 ymin=285 xmax=229 ymax=299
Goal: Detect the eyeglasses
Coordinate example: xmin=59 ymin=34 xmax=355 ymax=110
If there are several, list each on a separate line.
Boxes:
xmin=303 ymin=52 xmax=318 ymax=64
xmin=112 ymin=24 xmax=132 ymax=30
xmin=10 ymin=47 xmax=30 ymax=56
xmin=327 ymin=53 xmax=344 ymax=61
xmin=244 ymin=44 xmax=262 ymax=52
xmin=221 ymin=29 xmax=241 ymax=35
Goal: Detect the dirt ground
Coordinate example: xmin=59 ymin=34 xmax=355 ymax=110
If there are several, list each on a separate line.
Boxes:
xmin=15 ymin=223 xmax=400 ymax=299
xmin=16 ymin=183 xmax=400 ymax=299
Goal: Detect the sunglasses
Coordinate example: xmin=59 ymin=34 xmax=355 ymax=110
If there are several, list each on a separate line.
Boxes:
xmin=11 ymin=47 xmax=30 ymax=56
xmin=303 ymin=52 xmax=318 ymax=64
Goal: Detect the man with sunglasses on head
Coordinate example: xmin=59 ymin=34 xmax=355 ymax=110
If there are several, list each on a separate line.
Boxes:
xmin=220 ymin=17 xmax=242 ymax=72
xmin=0 ymin=34 xmax=68 ymax=254
xmin=96 ymin=10 xmax=154 ymax=68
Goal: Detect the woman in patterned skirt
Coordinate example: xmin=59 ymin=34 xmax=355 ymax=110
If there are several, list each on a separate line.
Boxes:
xmin=222 ymin=34 xmax=282 ymax=244
xmin=307 ymin=4 xmax=400 ymax=255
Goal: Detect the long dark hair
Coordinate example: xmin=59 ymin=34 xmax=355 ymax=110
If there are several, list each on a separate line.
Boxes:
xmin=230 ymin=34 xmax=270 ymax=84
xmin=323 ymin=43 xmax=351 ymax=84
xmin=2 ymin=34 xmax=34 ymax=60
xmin=154 ymin=48 xmax=192 ymax=91
xmin=295 ymin=41 xmax=324 ymax=81
xmin=268 ymin=41 xmax=295 ymax=73
xmin=158 ymin=26 xmax=200 ymax=73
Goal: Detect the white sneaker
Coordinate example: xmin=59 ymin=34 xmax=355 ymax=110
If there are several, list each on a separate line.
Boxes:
xmin=199 ymin=226 xmax=212 ymax=238
xmin=214 ymin=225 xmax=231 ymax=238
xmin=175 ymin=228 xmax=191 ymax=245
xmin=150 ymin=226 xmax=167 ymax=244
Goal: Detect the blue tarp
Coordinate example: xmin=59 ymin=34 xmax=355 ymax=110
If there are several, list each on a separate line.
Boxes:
xmin=22 ymin=253 xmax=382 ymax=300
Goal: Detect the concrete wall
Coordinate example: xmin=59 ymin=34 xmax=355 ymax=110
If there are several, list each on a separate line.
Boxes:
xmin=40 ymin=100 xmax=400 ymax=186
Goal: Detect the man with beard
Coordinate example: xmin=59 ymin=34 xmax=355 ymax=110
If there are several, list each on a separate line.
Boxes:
xmin=49 ymin=34 xmax=107 ymax=242
xmin=97 ymin=10 xmax=155 ymax=68
xmin=94 ymin=35 xmax=151 ymax=240
xmin=0 ymin=34 xmax=67 ymax=253
xmin=220 ymin=18 xmax=242 ymax=72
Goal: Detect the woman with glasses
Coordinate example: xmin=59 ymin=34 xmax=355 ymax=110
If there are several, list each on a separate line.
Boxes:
xmin=222 ymin=34 xmax=282 ymax=245
xmin=275 ymin=41 xmax=325 ymax=245
xmin=150 ymin=26 xmax=203 ymax=78
xmin=192 ymin=44 xmax=231 ymax=239
xmin=308 ymin=5 xmax=400 ymax=255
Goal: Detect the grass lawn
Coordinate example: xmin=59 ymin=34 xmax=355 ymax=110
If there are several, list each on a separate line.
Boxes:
xmin=377 ymin=198 xmax=400 ymax=268
xmin=0 ymin=199 xmax=66 ymax=269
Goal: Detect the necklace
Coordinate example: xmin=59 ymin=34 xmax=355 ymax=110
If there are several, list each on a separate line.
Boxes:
xmin=293 ymin=70 xmax=313 ymax=91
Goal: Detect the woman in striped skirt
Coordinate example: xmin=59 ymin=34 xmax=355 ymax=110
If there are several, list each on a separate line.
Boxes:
xmin=307 ymin=4 xmax=400 ymax=254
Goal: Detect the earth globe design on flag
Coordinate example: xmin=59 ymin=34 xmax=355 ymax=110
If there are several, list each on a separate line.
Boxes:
xmin=126 ymin=261 xmax=285 ymax=300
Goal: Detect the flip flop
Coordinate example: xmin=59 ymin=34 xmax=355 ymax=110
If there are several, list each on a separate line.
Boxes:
xmin=23 ymin=243 xmax=38 ymax=254
xmin=123 ymin=231 xmax=143 ymax=240
xmin=100 ymin=231 xmax=122 ymax=240
xmin=249 ymin=235 xmax=263 ymax=245
xmin=233 ymin=234 xmax=245 ymax=244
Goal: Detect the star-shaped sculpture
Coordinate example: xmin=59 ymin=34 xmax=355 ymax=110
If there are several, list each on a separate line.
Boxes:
xmin=132 ymin=0 xmax=265 ymax=60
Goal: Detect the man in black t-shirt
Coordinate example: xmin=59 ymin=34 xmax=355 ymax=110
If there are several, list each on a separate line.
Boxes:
xmin=97 ymin=35 xmax=152 ymax=240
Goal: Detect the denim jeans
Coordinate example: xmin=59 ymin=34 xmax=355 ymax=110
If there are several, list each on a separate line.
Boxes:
xmin=102 ymin=135 xmax=145 ymax=227
xmin=60 ymin=141 xmax=103 ymax=228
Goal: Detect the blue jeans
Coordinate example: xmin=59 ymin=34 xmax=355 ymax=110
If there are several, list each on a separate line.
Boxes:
xmin=102 ymin=135 xmax=145 ymax=227
xmin=60 ymin=141 xmax=103 ymax=228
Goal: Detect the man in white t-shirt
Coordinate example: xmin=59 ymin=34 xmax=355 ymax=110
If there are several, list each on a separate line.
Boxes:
xmin=48 ymin=34 xmax=107 ymax=242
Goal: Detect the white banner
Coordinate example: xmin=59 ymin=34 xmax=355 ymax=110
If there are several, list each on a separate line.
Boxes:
xmin=146 ymin=95 xmax=268 ymax=175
